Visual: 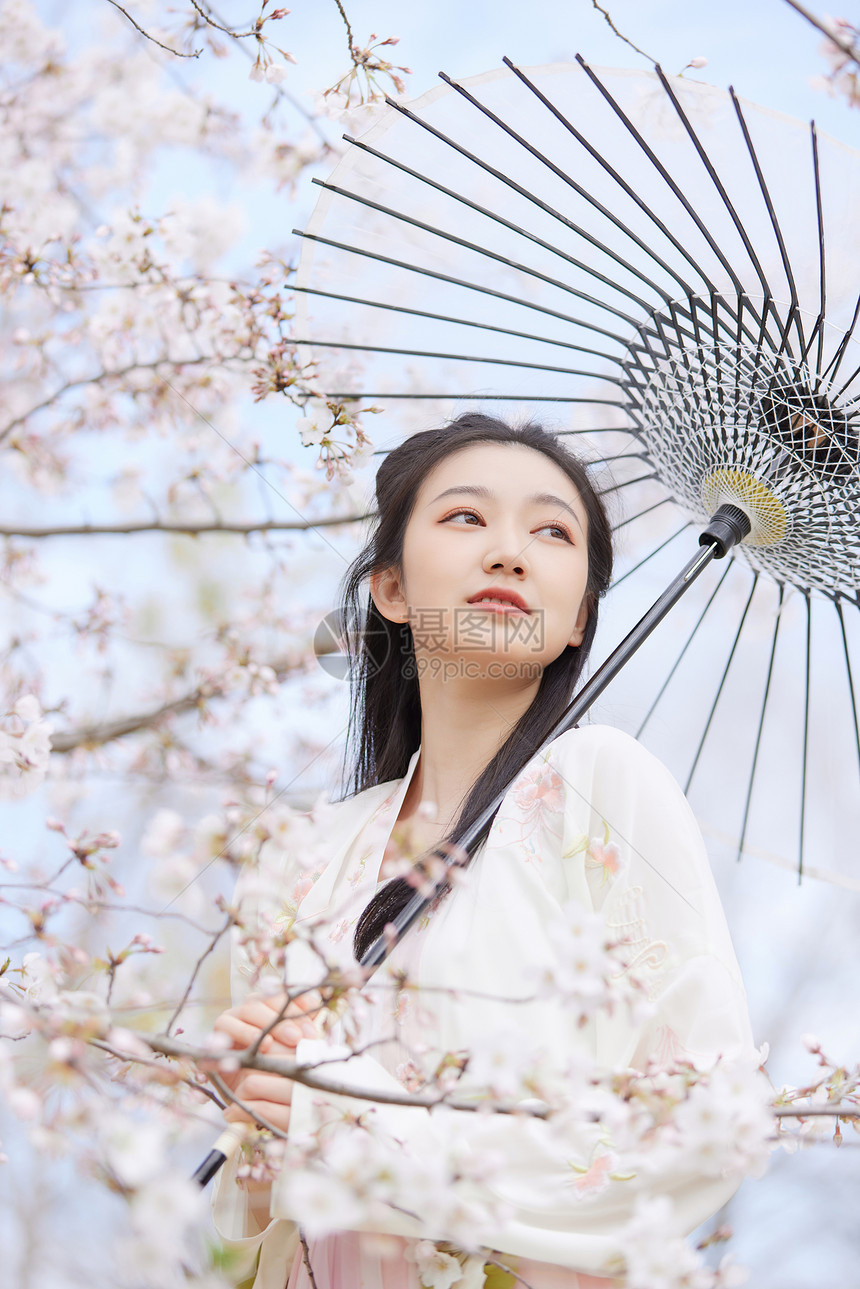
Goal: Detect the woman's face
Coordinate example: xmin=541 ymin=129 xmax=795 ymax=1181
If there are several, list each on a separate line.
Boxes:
xmin=371 ymin=442 xmax=591 ymax=678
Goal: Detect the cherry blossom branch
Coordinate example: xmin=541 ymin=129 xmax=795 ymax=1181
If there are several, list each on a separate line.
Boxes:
xmin=774 ymin=1105 xmax=860 ymax=1117
xmin=50 ymin=654 xmax=307 ymax=753
xmin=0 ymin=357 xmax=214 ymax=443
xmin=0 ymin=514 xmax=368 ymax=538
xmin=783 ymin=0 xmax=860 ymax=63
xmin=105 ymin=0 xmax=202 ymax=58
xmin=202 ymin=1 xmax=330 ymax=138
xmin=142 ymin=1033 xmax=860 ymax=1126
xmin=88 ymin=1036 xmax=227 ymax=1109
xmin=149 ymin=1033 xmax=558 ymax=1116
xmin=165 ymin=914 xmax=233 ymax=1035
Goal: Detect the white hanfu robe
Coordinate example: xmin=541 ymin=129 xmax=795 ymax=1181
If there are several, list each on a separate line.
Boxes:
xmin=212 ymin=725 xmax=756 ymax=1288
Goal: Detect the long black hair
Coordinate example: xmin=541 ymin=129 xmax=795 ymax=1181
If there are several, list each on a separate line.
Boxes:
xmin=342 ymin=413 xmax=614 ymax=963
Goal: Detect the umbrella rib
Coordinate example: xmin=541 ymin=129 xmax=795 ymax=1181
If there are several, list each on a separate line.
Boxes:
xmin=709 ymin=294 xmax=729 ymax=455
xmin=621 ymin=292 xmax=776 ymax=370
xmin=340 ymin=393 xmax=636 ymax=403
xmin=574 ymin=58 xmax=741 ymax=298
xmin=613 ymin=496 xmax=675 ymax=529
xmin=290 ymin=335 xmax=630 ymax=385
xmin=417 ymin=76 xmax=700 ymax=300
xmin=292 ymin=230 xmax=634 ymax=347
xmin=653 ymin=66 xmax=777 ymax=307
xmin=512 ymin=57 xmax=744 ymax=300
xmin=806 ymin=123 xmax=827 ymax=383
xmin=290 ymin=285 xmax=626 ymax=366
xmin=684 ymin=572 xmax=760 ymax=794
xmin=729 ymin=89 xmax=805 ymax=357
xmin=596 ymin=472 xmax=659 ymax=497
xmin=835 ymin=597 xmax=860 ymax=791
xmin=558 ymin=428 xmax=640 ymax=437
xmin=310 ymin=177 xmax=644 ymax=329
xmin=585 ymin=451 xmax=651 ymax=466
xmin=831 ymin=324 xmax=860 ymax=399
xmin=505 ymin=57 xmax=727 ymax=295
xmin=822 ymin=289 xmax=860 ymax=388
xmin=378 ymin=90 xmax=688 ymax=302
xmin=799 ymin=592 xmax=812 ymax=882
xmin=340 ymin=134 xmax=660 ymax=315
xmin=737 ymin=583 xmax=784 ymax=864
xmin=635 ymin=561 xmax=735 ymax=738
xmin=611 ymin=522 xmax=695 ymax=588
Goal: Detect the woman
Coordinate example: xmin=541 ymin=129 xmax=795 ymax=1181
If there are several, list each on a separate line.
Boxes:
xmin=211 ymin=414 xmax=755 ymax=1288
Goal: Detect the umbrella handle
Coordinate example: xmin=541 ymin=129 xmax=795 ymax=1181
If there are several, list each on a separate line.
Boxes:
xmin=192 ymin=1122 xmax=249 ymax=1188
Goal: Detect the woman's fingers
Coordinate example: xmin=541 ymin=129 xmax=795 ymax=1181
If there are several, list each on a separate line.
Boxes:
xmin=233 ymin=1073 xmax=293 ymax=1103
xmin=224 ymin=1100 xmax=291 ymax=1132
xmin=213 ymin=1014 xmax=276 ymax=1051
xmin=222 ymin=1071 xmax=294 ymax=1131
xmin=214 ymin=1002 xmax=308 ymax=1049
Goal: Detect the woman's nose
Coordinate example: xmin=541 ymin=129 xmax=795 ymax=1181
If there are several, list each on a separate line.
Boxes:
xmin=482 ymin=541 xmax=529 ymax=577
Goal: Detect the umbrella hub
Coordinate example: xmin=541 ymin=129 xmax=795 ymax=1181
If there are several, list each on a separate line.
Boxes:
xmin=700 ymin=467 xmax=788 ymax=548
xmin=628 ymin=313 xmax=860 ymax=596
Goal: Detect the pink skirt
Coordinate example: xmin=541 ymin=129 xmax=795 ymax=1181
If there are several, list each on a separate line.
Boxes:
xmin=286 ymin=1232 xmax=615 ymax=1288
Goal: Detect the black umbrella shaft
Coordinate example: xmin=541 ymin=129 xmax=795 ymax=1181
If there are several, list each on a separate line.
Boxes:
xmin=194 ymin=508 xmax=744 ymax=1184
xmin=361 ymin=512 xmax=743 ymax=969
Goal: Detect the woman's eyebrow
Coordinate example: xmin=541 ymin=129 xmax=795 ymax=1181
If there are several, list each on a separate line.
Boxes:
xmin=429 ymin=484 xmax=491 ymax=505
xmin=429 ymin=485 xmax=583 ymax=531
xmin=531 ymin=492 xmax=584 ymax=531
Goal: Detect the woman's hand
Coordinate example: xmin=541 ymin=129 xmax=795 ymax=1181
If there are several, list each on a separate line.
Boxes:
xmin=212 ymin=991 xmax=319 ymax=1134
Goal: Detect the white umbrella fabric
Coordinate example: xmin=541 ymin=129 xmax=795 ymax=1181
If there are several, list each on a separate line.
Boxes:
xmin=292 ymin=60 xmax=860 ymax=884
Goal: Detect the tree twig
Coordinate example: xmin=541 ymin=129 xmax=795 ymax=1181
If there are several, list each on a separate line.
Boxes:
xmin=88 ymin=1036 xmax=227 ymax=1108
xmin=300 ymin=1232 xmax=320 ymax=1289
xmin=332 ymin=0 xmax=355 ymax=57
xmin=187 ymin=0 xmax=259 ymax=40
xmin=206 ymin=1067 xmax=290 ymax=1139
xmin=165 ymin=915 xmax=233 ymax=1035
xmin=105 ymin=0 xmax=202 ymax=58
xmin=483 ymin=1259 xmax=537 ymax=1289
xmin=0 ymin=514 xmax=369 ymax=538
xmin=774 ymin=1105 xmax=860 ymax=1117
xmin=783 ymin=0 xmax=860 ymax=64
xmin=590 ymin=1 xmax=656 ymax=64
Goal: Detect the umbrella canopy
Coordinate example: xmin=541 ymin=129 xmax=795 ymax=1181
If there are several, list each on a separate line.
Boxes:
xmin=293 ymin=61 xmax=860 ymax=884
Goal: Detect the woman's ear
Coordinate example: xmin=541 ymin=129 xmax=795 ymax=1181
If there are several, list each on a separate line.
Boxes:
xmin=370 ymin=566 xmax=410 ymax=624
xmin=568 ymin=597 xmax=590 ymax=648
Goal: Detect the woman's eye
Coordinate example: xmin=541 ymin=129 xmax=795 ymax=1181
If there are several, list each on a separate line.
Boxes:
xmin=443 ymin=508 xmax=482 ymax=525
xmin=535 ymin=523 xmax=573 ymax=542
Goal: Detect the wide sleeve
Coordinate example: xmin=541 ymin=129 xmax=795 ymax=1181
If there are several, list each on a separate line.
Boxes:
xmin=211 ymin=786 xmax=401 ymax=1283
xmin=552 ymin=723 xmax=754 ymax=1073
xmin=276 ymin=726 xmax=762 ymax=1275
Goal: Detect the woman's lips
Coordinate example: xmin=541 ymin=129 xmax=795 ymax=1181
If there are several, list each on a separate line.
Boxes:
xmin=467 ymin=591 xmax=531 ymax=614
